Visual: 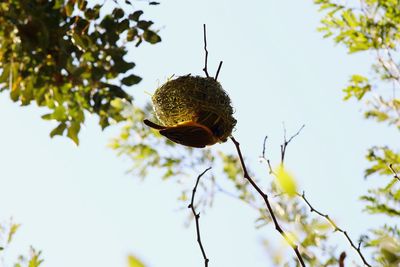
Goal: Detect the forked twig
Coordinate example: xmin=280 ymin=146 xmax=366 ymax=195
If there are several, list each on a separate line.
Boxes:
xmin=281 ymin=123 xmax=305 ymax=164
xmin=202 ymin=24 xmax=223 ymax=81
xmin=297 ymin=191 xmax=372 ymax=267
xmin=202 ymin=24 xmax=209 ymax=78
xmin=188 ymin=167 xmax=212 ymax=267
xmin=230 ymin=136 xmax=306 ymax=267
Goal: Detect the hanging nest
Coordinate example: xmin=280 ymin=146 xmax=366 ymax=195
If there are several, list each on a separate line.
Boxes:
xmin=144 ymin=75 xmax=236 ymax=148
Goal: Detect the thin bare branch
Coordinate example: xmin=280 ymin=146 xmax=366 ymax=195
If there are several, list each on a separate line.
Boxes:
xmin=188 ymin=167 xmax=212 ymax=267
xmin=214 ymin=61 xmax=223 ymax=81
xmin=202 ymin=24 xmax=209 ymax=78
xmin=297 ymin=191 xmax=372 ymax=267
xmin=230 ymin=136 xmax=306 ymax=267
xmin=259 ymin=136 xmax=276 ymax=176
xmin=261 ymin=136 xmax=268 ymax=159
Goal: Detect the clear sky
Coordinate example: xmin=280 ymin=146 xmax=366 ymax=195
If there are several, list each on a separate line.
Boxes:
xmin=0 ymin=0 xmax=398 ymax=267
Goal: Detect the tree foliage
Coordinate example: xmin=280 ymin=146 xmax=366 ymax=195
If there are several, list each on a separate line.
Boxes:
xmin=0 ymin=0 xmax=160 ymax=144
xmin=315 ymin=0 xmax=400 ymax=265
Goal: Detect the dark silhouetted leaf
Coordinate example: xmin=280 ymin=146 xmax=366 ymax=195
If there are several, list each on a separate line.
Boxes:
xmin=122 ymin=74 xmax=142 ymax=86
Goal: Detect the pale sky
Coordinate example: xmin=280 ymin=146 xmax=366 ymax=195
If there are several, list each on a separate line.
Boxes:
xmin=1 ymin=0 xmax=398 ymax=267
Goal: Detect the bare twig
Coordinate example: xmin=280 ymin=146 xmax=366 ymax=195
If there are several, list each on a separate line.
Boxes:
xmin=260 ymin=136 xmax=276 ymax=175
xmin=188 ymin=167 xmax=212 ymax=267
xmin=230 ymin=136 xmax=306 ymax=267
xmin=389 ymin=163 xmax=400 ymax=182
xmin=297 ymin=191 xmax=372 ymax=267
xmin=214 ymin=61 xmax=223 ymax=81
xmin=281 ymin=124 xmax=305 ymax=164
xmin=202 ymin=24 xmax=209 ymax=78
xmin=261 ymin=136 xmax=268 ymax=159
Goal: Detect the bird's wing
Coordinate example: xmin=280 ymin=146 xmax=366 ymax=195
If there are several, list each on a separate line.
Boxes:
xmin=160 ymin=122 xmax=216 ymax=148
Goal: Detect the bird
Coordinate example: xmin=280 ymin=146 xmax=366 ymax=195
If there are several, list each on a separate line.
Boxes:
xmin=143 ymin=119 xmax=219 ymax=148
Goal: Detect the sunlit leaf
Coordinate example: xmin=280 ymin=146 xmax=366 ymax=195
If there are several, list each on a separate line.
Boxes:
xmin=127 ymin=255 xmax=146 ymax=267
xmin=275 ymin=166 xmax=297 ymax=197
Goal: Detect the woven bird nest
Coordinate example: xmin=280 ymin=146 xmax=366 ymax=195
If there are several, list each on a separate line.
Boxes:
xmin=149 ymin=75 xmax=236 ymax=146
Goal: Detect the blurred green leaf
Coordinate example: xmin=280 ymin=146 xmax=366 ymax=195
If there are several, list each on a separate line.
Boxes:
xmin=7 ymin=223 xmax=20 ymax=244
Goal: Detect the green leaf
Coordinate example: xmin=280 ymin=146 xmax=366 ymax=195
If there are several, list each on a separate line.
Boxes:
xmin=27 ymin=248 xmax=44 ymax=267
xmin=67 ymin=122 xmax=80 ymax=145
xmin=143 ymin=30 xmax=161 ymax=44
xmin=137 ymin=20 xmax=153 ymax=30
xmin=342 ymin=10 xmax=358 ymax=28
xmin=343 ymin=74 xmax=371 ymax=100
xmin=112 ymin=8 xmax=125 ymax=19
xmin=129 ymin=11 xmax=143 ymax=22
xmin=127 ymin=28 xmax=138 ymax=41
xmin=72 ymin=33 xmax=89 ymax=50
xmin=50 ymin=122 xmax=67 ymax=138
xmin=121 ymin=74 xmax=142 ymax=86
xmin=53 ymin=0 xmax=64 ymax=9
xmin=65 ymin=1 xmax=74 ymax=16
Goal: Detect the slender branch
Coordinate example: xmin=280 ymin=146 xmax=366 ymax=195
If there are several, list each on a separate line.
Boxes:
xmin=297 ymin=191 xmax=372 ymax=267
xmin=202 ymin=24 xmax=209 ymax=78
xmin=188 ymin=167 xmax=212 ymax=267
xmin=214 ymin=61 xmax=223 ymax=81
xmin=389 ymin=163 xmax=400 ymax=182
xmin=230 ymin=136 xmax=306 ymax=267
xmin=260 ymin=127 xmax=370 ymax=266
xmin=280 ymin=124 xmax=305 ymax=164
